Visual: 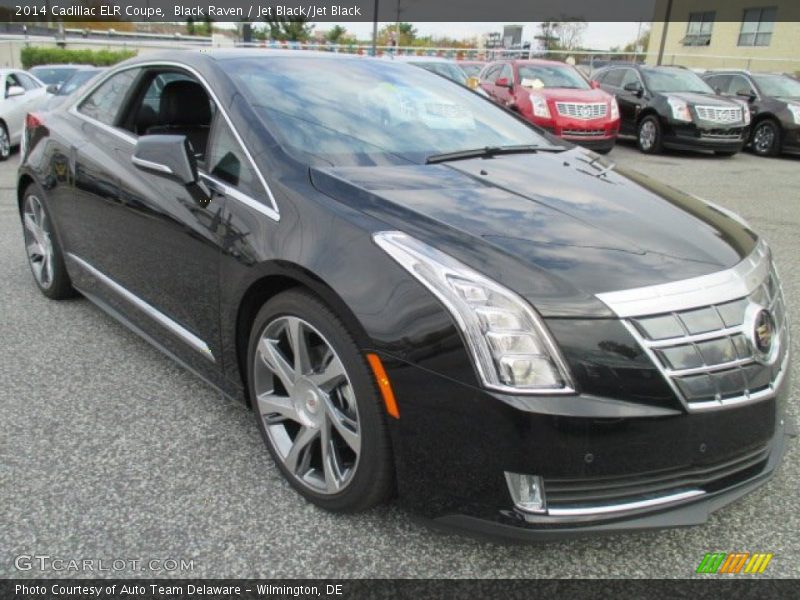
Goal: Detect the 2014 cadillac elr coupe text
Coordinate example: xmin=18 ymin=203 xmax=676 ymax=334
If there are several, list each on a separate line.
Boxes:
xmin=18 ymin=50 xmax=791 ymax=539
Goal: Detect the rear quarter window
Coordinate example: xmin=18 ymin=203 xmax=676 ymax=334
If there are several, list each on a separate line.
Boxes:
xmin=78 ymin=69 xmax=139 ymax=126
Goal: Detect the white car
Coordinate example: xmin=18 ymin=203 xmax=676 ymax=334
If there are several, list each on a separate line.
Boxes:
xmin=0 ymin=69 xmax=48 ymax=161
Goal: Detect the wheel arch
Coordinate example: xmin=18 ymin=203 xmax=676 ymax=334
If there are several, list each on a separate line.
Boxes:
xmin=635 ymin=107 xmax=661 ymax=127
xmin=17 ymin=173 xmax=35 ymax=213
xmin=233 ymin=261 xmax=373 ymax=407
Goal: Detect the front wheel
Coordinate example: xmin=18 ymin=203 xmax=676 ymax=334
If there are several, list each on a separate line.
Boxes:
xmin=637 ymin=116 xmax=663 ymax=154
xmin=247 ymin=289 xmax=394 ymax=512
xmin=751 ymin=120 xmax=781 ymax=157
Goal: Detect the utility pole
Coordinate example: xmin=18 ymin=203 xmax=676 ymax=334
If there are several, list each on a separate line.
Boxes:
xmin=371 ymin=0 xmax=379 ymax=56
xmin=657 ymin=0 xmax=674 ymax=66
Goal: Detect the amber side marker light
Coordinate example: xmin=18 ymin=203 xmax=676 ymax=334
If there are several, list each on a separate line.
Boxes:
xmin=366 ymin=353 xmax=400 ymax=419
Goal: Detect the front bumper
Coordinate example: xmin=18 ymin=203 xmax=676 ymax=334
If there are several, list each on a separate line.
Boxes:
xmin=529 ymin=114 xmax=619 ymax=151
xmin=381 ymin=350 xmax=791 ymax=541
xmin=663 ymin=119 xmax=748 ymax=153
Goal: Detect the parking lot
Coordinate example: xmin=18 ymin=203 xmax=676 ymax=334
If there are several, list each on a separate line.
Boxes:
xmin=1 ymin=142 xmax=798 ymax=579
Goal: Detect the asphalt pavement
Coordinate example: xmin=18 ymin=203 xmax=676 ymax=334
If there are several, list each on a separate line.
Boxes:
xmin=1 ymin=142 xmax=798 ymax=578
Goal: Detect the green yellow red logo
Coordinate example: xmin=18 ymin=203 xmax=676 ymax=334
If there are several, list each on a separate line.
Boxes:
xmin=696 ymin=552 xmax=773 ymax=574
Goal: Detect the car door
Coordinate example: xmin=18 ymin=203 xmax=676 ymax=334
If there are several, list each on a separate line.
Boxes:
xmin=493 ymin=63 xmax=515 ymax=107
xmin=2 ymin=72 xmax=35 ymax=143
xmin=67 ymin=66 xmax=227 ymax=384
xmin=617 ymin=69 xmax=646 ymax=135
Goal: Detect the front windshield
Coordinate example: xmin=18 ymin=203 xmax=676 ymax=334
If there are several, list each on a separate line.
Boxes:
xmin=57 ymin=70 xmax=101 ymax=96
xmin=30 ymin=67 xmax=78 ymax=86
xmin=752 ymin=74 xmax=800 ymax=98
xmin=517 ymin=64 xmax=590 ymax=90
xmin=225 ymin=57 xmax=557 ymax=167
xmin=410 ymin=62 xmax=468 ymax=86
xmin=641 ymin=68 xmax=714 ymax=94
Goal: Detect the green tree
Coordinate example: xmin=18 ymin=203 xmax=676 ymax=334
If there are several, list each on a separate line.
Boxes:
xmin=326 ymin=25 xmax=348 ymax=44
xmin=623 ymin=27 xmax=651 ymax=53
xmin=186 ymin=18 xmax=195 ymax=36
xmin=263 ymin=17 xmax=314 ymax=42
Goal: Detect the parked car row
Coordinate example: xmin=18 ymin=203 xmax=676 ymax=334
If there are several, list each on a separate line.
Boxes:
xmin=466 ymin=57 xmax=799 ymax=158
xmin=0 ymin=64 xmax=105 ymax=161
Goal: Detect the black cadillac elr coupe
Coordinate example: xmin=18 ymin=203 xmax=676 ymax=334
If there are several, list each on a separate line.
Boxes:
xmin=18 ymin=50 xmax=791 ymax=539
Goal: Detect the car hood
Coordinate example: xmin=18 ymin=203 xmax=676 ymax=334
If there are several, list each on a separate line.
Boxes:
xmin=662 ymin=92 xmax=739 ymax=107
xmin=526 ymin=87 xmax=611 ymax=103
xmin=310 ymin=147 xmax=757 ymax=317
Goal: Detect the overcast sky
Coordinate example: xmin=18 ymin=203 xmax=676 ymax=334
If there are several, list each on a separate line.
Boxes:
xmin=319 ymin=22 xmax=645 ymax=50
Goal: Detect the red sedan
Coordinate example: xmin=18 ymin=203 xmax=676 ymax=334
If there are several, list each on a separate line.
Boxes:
xmin=480 ymin=59 xmax=620 ymax=153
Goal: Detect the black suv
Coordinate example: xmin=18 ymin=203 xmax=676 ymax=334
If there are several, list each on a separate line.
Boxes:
xmin=592 ymin=64 xmax=749 ymax=156
xmin=702 ymin=70 xmax=800 ymax=157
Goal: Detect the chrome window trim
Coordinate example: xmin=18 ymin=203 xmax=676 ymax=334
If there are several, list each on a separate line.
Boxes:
xmin=596 ymin=239 xmax=769 ymax=318
xmin=67 ymin=253 xmax=215 ymax=363
xmin=67 ymin=60 xmax=280 ymax=222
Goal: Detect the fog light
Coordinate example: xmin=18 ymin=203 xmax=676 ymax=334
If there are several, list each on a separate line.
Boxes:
xmin=505 ymin=472 xmax=546 ymax=514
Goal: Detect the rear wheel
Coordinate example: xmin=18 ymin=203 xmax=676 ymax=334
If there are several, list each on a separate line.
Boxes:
xmin=21 ymin=185 xmax=75 ymax=299
xmin=247 ymin=289 xmax=394 ymax=512
xmin=637 ymin=116 xmax=663 ymax=154
xmin=751 ymin=119 xmax=781 ymax=157
xmin=0 ymin=123 xmax=11 ymax=161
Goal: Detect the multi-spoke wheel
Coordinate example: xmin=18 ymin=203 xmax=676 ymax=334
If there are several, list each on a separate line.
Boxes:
xmin=751 ymin=120 xmax=780 ymax=157
xmin=21 ymin=186 xmax=74 ymax=299
xmin=248 ymin=290 xmax=394 ymax=511
xmin=637 ymin=116 xmax=663 ymax=154
xmin=0 ymin=123 xmax=11 ymax=161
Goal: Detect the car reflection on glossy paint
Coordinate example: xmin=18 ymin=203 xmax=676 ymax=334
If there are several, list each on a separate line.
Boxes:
xmin=18 ymin=50 xmax=791 ymax=541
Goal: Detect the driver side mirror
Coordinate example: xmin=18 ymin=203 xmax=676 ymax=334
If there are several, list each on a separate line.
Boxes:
xmin=623 ymin=81 xmax=643 ymax=97
xmin=590 ymin=80 xmax=600 ymax=89
xmin=132 ymin=135 xmax=212 ymax=205
xmin=132 ymin=135 xmax=198 ymax=185
xmin=494 ymin=77 xmax=512 ymax=89
xmin=736 ymin=88 xmax=757 ymax=101
xmin=6 ymin=85 xmax=25 ymax=98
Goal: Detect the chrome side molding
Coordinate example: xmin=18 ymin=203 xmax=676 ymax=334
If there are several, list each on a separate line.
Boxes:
xmin=67 ymin=253 xmax=215 ymax=363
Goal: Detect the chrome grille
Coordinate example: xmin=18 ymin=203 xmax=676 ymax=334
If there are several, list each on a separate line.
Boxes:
xmin=695 ymin=105 xmax=742 ymax=123
xmin=562 ymin=128 xmax=606 ymax=137
xmin=599 ymin=240 xmax=789 ymax=411
xmin=555 ymin=102 xmax=608 ymax=120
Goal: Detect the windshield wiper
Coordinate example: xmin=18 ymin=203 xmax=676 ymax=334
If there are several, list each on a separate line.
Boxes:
xmin=426 ymin=144 xmax=566 ymax=164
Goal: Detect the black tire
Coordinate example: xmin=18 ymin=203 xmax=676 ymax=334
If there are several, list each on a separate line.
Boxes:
xmin=637 ymin=115 xmax=663 ymax=154
xmin=247 ymin=289 xmax=394 ymax=512
xmin=20 ymin=183 xmax=76 ymax=299
xmin=0 ymin=122 xmax=11 ymax=161
xmin=750 ymin=119 xmax=781 ymax=157
xmin=714 ymin=151 xmax=738 ymax=157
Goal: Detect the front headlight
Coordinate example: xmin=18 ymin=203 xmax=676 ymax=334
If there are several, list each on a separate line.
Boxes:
xmin=529 ymin=94 xmax=551 ymax=118
xmin=787 ymin=104 xmax=800 ymax=124
xmin=667 ymin=97 xmax=692 ymax=122
xmin=373 ymin=231 xmax=574 ymax=393
xmin=742 ymin=107 xmax=751 ymax=125
xmin=610 ymin=97 xmax=619 ymax=120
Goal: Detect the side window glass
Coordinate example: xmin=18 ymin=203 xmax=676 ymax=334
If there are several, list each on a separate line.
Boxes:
xmin=78 ymin=69 xmax=139 ymax=126
xmin=205 ymin=117 xmax=263 ymax=201
xmin=6 ymin=74 xmax=22 ymax=94
xmin=603 ymin=69 xmax=624 ymax=87
xmin=500 ymin=64 xmax=513 ymax=82
xmin=620 ymin=69 xmax=640 ymax=89
xmin=729 ymin=75 xmax=752 ymax=96
xmin=16 ymin=73 xmax=39 ymax=90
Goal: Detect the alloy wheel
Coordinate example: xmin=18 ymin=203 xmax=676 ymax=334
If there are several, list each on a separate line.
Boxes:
xmin=639 ymin=120 xmax=656 ymax=151
xmin=0 ymin=126 xmax=10 ymax=159
xmin=22 ymin=195 xmax=55 ymax=289
xmin=753 ymin=123 xmax=775 ymax=155
xmin=253 ymin=316 xmax=361 ymax=495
